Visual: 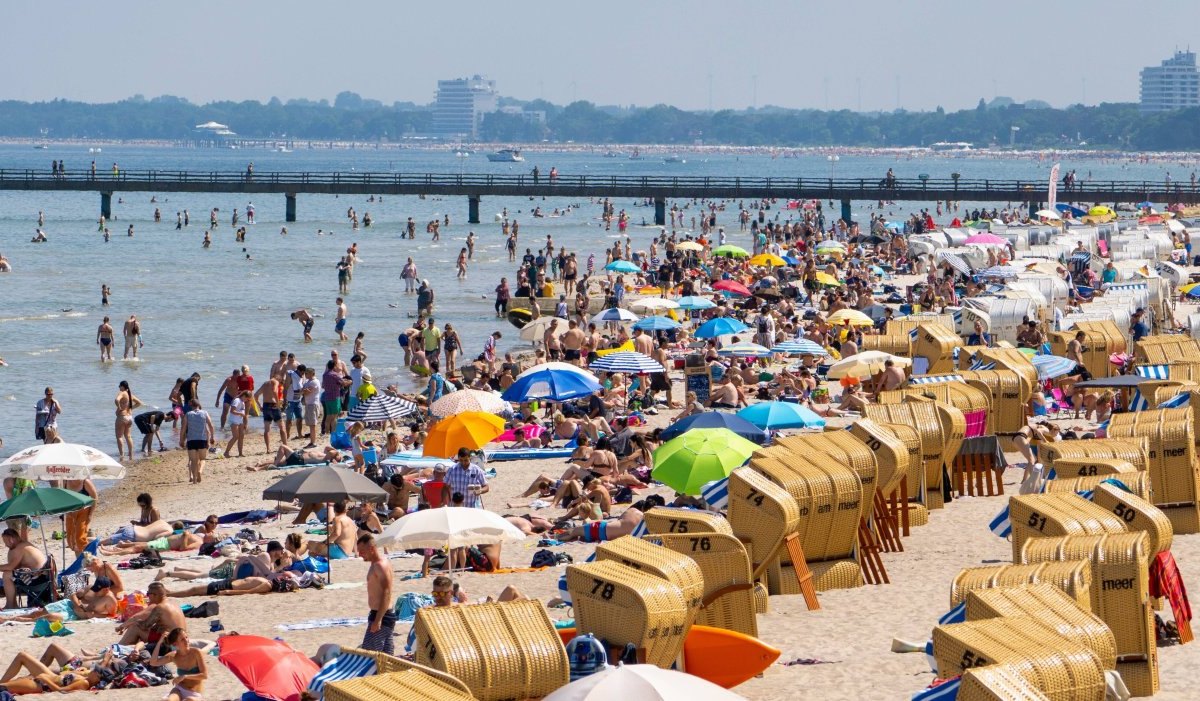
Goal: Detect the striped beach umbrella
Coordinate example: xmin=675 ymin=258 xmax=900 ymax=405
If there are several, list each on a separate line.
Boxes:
xmin=345 ymin=395 xmax=418 ymax=422
xmin=1030 ymin=354 xmax=1078 ymax=381
xmin=718 ymin=341 xmax=771 ymax=357
xmin=588 ymin=351 xmax=665 ymax=374
xmin=772 ymin=339 xmax=829 ymax=356
xmin=591 ymin=307 xmax=639 ymax=324
xmin=429 ymin=389 xmax=511 ymax=418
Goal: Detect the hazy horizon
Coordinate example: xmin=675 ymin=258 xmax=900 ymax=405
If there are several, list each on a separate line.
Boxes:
xmin=5 ymin=0 xmax=1198 ymax=112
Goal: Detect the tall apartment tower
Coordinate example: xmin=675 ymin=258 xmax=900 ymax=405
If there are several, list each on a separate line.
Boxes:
xmin=433 ymin=76 xmax=499 ymax=138
xmin=1140 ymin=51 xmax=1200 ymax=112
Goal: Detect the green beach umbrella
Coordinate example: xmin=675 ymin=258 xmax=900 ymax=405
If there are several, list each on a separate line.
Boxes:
xmin=0 ymin=487 xmax=94 ymax=520
xmin=652 ymin=428 xmax=760 ymax=495
xmin=712 ymin=245 xmax=749 ymax=258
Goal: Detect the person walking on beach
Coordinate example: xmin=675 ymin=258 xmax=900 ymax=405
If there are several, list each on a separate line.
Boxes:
xmin=214 ymin=368 xmax=242 ymax=430
xmin=122 ymin=314 xmax=142 ymax=360
xmin=335 ymin=298 xmax=349 ymax=342
xmin=300 ymin=366 xmax=321 ymax=448
xmin=179 ymin=399 xmax=215 ymax=485
xmin=466 ymin=231 xmax=475 ymax=259
xmin=96 ymin=316 xmax=115 ymax=362
xmin=358 ymin=534 xmax=395 ymax=654
xmin=114 ymin=380 xmax=142 ymax=461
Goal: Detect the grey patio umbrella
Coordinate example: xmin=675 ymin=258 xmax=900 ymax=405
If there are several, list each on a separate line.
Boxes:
xmin=262 ymin=465 xmax=386 ymax=581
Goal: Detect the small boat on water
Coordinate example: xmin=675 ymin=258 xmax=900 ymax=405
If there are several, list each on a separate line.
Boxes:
xmin=486 ymin=148 xmax=524 ymax=162
xmin=663 ymin=154 xmax=686 ymax=164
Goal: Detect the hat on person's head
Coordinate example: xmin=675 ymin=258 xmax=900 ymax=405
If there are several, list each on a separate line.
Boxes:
xmin=362 ymin=371 xmax=373 ymax=382
xmin=91 ymin=577 xmax=113 ymax=592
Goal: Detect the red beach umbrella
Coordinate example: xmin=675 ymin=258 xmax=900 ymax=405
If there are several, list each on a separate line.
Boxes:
xmin=218 ymin=635 xmax=320 ymax=701
xmin=712 ymin=279 xmax=752 ymax=296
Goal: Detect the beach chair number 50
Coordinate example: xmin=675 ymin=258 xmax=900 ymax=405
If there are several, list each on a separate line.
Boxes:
xmin=745 ymin=488 xmax=765 ymax=507
xmin=1026 ymin=512 xmax=1047 ymax=531
xmin=591 ymin=578 xmax=616 ymax=600
xmin=689 ymin=537 xmax=712 ymax=552
xmin=1113 ymin=504 xmax=1136 ymax=523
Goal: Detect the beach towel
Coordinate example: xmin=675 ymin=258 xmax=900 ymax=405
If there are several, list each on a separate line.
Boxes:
xmin=701 ymin=477 xmax=730 ymax=510
xmin=394 ymin=592 xmax=434 ymax=622
xmin=1150 ymin=551 xmax=1193 ymax=638
xmin=307 ymin=652 xmax=377 ymax=697
xmin=277 ymin=616 xmax=368 ymax=631
xmin=912 ymin=676 xmax=960 ymax=701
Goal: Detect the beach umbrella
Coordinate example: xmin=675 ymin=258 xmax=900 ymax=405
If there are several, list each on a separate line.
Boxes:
xmin=675 ymin=241 xmax=705 ymax=252
xmin=591 ymin=307 xmax=640 ymax=324
xmin=653 ymin=428 xmax=759 ymax=495
xmin=677 ymin=296 xmax=716 ymax=310
xmin=0 ymin=443 xmax=126 ymax=481
xmin=423 ymin=412 xmax=506 ymax=458
xmin=633 ymin=315 xmax=681 ymax=331
xmin=978 ymin=264 xmax=1025 ymax=279
xmin=589 ymin=351 xmax=665 ymax=374
xmin=737 ymin=402 xmax=826 ymax=430
xmin=718 ymin=341 xmax=771 ymax=357
xmin=519 ymin=316 xmax=567 ymax=342
xmin=814 ymin=240 xmax=846 ymax=253
xmin=344 ymin=394 xmax=418 ymax=423
xmin=1056 ymin=203 xmax=1088 ymax=217
xmin=748 ymin=253 xmax=786 ymax=267
xmin=376 ymin=506 xmax=526 ymax=551
xmin=694 ymin=317 xmax=750 ymax=338
xmin=826 ymin=351 xmax=911 ymax=379
xmin=826 ymin=309 xmax=874 ymax=327
xmin=218 ymin=635 xmax=320 ymax=701
xmin=713 ymin=244 xmax=748 ymax=258
xmin=1035 ymin=209 xmax=1061 ymax=220
xmin=1181 ymin=282 xmax=1200 ymax=295
xmin=660 ymin=411 xmax=768 ymax=444
xmin=502 ymin=365 xmax=603 ymax=402
xmin=430 ymin=389 xmax=511 ymax=418
xmin=263 ymin=465 xmax=387 ymax=504
xmin=605 ymin=259 xmax=641 ymax=274
xmin=712 ymin=280 xmax=752 ymax=296
xmin=1088 ymin=205 xmax=1114 ymax=217
xmin=630 ymin=297 xmax=679 ymax=313
xmin=1031 ymin=354 xmax=1079 ymax=381
xmin=964 ymin=233 xmax=1007 ymax=246
xmin=772 ymin=339 xmax=830 ymax=356
xmin=516 ymin=361 xmax=593 ymax=380
xmin=814 ymin=272 xmax=842 ymax=287
xmin=781 ymin=255 xmax=801 ymax=265
xmin=544 ymin=664 xmax=746 ymax=701
xmin=0 ymin=487 xmax=96 ymax=562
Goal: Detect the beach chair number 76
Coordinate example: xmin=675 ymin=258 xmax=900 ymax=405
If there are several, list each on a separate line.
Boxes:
xmin=745 ymin=488 xmax=765 ymax=507
xmin=689 ymin=537 xmax=712 ymax=552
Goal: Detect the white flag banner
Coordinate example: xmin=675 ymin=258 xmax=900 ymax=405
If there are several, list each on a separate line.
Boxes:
xmin=1048 ymin=162 xmax=1061 ymax=211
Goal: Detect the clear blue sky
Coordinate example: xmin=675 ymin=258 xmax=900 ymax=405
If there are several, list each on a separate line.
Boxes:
xmin=5 ymin=0 xmax=1197 ymax=111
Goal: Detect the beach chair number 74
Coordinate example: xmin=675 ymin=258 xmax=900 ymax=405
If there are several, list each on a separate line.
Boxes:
xmin=591 ymin=579 xmax=616 ymax=600
xmin=745 ymin=488 xmax=765 ymax=507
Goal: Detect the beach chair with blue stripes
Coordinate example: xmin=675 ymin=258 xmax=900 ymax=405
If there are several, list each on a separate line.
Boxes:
xmin=321 ymin=650 xmax=477 ymax=701
xmin=308 ymin=648 xmax=379 ymax=699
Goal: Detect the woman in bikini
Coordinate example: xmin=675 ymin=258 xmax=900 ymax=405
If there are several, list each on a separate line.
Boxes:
xmin=114 ymin=380 xmax=143 ymax=461
xmin=151 ymin=628 xmax=207 ymax=701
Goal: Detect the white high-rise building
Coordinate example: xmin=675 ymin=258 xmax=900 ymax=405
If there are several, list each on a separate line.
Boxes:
xmin=1140 ymin=51 xmax=1200 ymax=113
xmin=433 ymin=76 xmax=499 ymax=138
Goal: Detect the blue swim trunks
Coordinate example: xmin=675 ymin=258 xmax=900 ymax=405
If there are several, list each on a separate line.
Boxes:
xmin=328 ymin=544 xmax=350 ymax=560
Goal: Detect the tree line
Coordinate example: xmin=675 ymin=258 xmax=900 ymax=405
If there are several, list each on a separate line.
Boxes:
xmin=5 ymin=93 xmax=1200 ymax=150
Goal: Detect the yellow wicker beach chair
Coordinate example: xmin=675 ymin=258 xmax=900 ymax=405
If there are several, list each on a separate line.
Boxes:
xmin=1045 ymin=458 xmax=1137 ymax=479
xmin=324 ymin=653 xmax=477 ymax=701
xmin=565 ymin=559 xmax=690 ymax=668
xmin=863 ymin=401 xmax=953 ymax=510
xmin=950 ymin=561 xmax=1093 ymax=612
xmin=1006 ymin=493 xmax=1128 ymax=561
xmin=1039 ymin=437 xmax=1149 ymax=473
xmin=412 ymin=600 xmax=569 ymax=701
xmin=1107 ymin=406 xmax=1200 ymax=534
xmin=847 ymin=418 xmax=910 ymax=551
xmin=1088 ymin=483 xmax=1173 ymax=556
xmin=642 ymin=506 xmax=733 ymax=537
xmin=1043 ymin=472 xmax=1151 ymax=503
xmin=965 ymin=583 xmax=1117 ymax=670
xmin=878 ymin=422 xmax=928 ymax=531
xmin=959 ymin=369 xmax=1028 ymax=435
xmin=594 ymin=535 xmax=705 ymax=628
xmin=911 ymin=323 xmax=964 ymax=375
xmin=726 ymin=466 xmax=800 ymax=567
xmin=646 ymin=532 xmax=760 ymax=636
xmin=957 ymin=664 xmax=1052 ymax=701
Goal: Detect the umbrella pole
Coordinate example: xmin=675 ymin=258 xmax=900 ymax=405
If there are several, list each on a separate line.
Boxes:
xmin=326 ymin=503 xmax=332 ymax=585
xmin=60 ymin=515 xmax=66 ymax=565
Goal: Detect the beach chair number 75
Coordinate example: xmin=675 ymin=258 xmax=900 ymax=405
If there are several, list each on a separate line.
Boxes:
xmin=591 ymin=578 xmax=616 ymax=600
xmin=745 ymin=488 xmax=765 ymax=507
xmin=668 ymin=519 xmax=689 ymax=533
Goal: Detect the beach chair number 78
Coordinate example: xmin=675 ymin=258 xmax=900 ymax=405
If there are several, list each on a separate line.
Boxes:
xmin=591 ymin=579 xmax=616 ymax=600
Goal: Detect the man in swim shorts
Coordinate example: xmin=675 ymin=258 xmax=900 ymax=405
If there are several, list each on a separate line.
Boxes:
xmin=291 ymin=309 xmax=315 ymax=342
xmin=165 ymin=573 xmax=299 ymax=598
xmin=335 ymin=297 xmax=349 ymax=341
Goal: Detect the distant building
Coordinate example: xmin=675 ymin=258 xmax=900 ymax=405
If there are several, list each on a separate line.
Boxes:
xmin=1140 ymin=51 xmax=1200 ymax=112
xmin=433 ymin=76 xmax=499 ymax=138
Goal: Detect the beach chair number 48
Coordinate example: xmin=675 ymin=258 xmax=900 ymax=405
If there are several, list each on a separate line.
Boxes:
xmin=591 ymin=578 xmax=616 ymax=600
xmin=1026 ymin=512 xmax=1047 ymax=531
xmin=745 ymin=488 xmax=765 ymax=507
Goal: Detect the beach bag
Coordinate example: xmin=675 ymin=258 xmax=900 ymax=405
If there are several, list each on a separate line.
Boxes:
xmin=60 ymin=571 xmax=91 ymax=597
xmin=184 ymin=601 xmax=219 ymax=618
xmin=466 ymin=546 xmax=494 ymax=572
xmin=566 ymin=633 xmax=607 ymax=681
xmin=329 ymin=430 xmax=352 ymax=450
xmin=288 ymin=555 xmax=329 ymax=575
xmin=530 ymin=549 xmax=557 ymax=569
xmin=116 ymin=592 xmax=147 ymax=622
xmin=393 ymin=592 xmax=435 ymax=622
xmin=33 ymin=618 xmax=74 ymax=638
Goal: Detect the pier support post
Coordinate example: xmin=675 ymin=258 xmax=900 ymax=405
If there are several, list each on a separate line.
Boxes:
xmin=840 ymin=198 xmax=852 ymax=225
xmin=654 ymin=197 xmax=666 ymax=226
xmin=285 ymin=193 xmax=297 ymax=222
xmin=468 ymin=195 xmax=481 ymax=224
xmin=100 ymin=192 xmax=112 ymax=220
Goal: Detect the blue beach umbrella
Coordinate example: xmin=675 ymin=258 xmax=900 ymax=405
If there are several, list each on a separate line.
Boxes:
xmin=737 ymin=401 xmax=826 ymax=430
xmin=605 ymin=259 xmax=640 ymax=274
xmin=660 ymin=411 xmax=768 ymax=444
xmin=772 ymin=339 xmax=830 ymax=356
xmin=693 ymin=317 xmax=750 ymax=338
xmin=501 ymin=367 xmax=602 ymax=402
xmin=1030 ymin=354 xmax=1078 ymax=381
xmin=588 ymin=351 xmax=665 ymax=375
xmin=677 ymin=296 xmax=716 ymax=311
xmin=633 ymin=316 xmax=681 ymax=331
xmin=781 ymin=255 xmax=801 ymax=266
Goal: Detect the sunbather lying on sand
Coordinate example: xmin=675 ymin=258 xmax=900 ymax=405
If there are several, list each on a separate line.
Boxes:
xmin=248 ymin=445 xmax=344 ymax=471
xmin=561 ymin=506 xmax=643 ymax=542
xmin=98 ymin=519 xmax=173 ymax=546
xmin=100 ymin=523 xmax=202 ymax=556
xmin=163 ymin=573 xmax=300 ymax=598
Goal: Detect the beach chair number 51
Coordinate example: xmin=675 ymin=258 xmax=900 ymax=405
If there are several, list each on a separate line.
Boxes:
xmin=591 ymin=578 xmax=616 ymax=600
xmin=745 ymin=488 xmax=765 ymax=507
xmin=1026 ymin=512 xmax=1047 ymax=531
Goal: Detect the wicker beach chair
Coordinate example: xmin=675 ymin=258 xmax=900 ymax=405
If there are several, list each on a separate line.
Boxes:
xmin=1007 ymin=493 xmax=1128 ymax=561
xmin=324 ymin=653 xmax=477 ymax=701
xmin=726 ymin=467 xmax=800 ymax=568
xmin=642 ymin=506 xmax=733 ymax=537
xmin=932 ymin=617 xmax=1107 ymax=701
xmin=950 ymin=561 xmax=1093 ymax=612
xmin=847 ymin=418 xmax=909 ymax=550
xmin=1131 ymin=334 xmax=1198 ymax=365
xmin=1019 ymin=532 xmax=1157 ymax=697
xmin=412 ymin=600 xmax=569 ymax=701
xmin=565 ymin=559 xmax=690 ymax=668
xmin=1038 ymin=437 xmax=1150 ymax=474
xmin=965 ymin=583 xmax=1117 ymax=670
xmin=646 ymin=532 xmax=760 ymax=636
xmin=1046 ymin=458 xmax=1137 ymax=479
xmin=879 ymin=422 xmax=927 ymax=531
xmin=1107 ymin=406 xmax=1200 ymax=534
xmin=1088 ymin=482 xmax=1173 ymax=555
xmin=1044 ymin=472 xmax=1151 ymax=502
xmin=595 ymin=535 xmax=705 ymax=628
xmin=911 ymin=323 xmax=964 ymax=375
xmin=959 ymin=369 xmax=1028 ymax=435
xmin=863 ymin=401 xmax=952 ymax=510
xmin=957 ymin=664 xmax=1052 ymax=701
xmin=1049 ymin=319 xmax=1126 ymax=379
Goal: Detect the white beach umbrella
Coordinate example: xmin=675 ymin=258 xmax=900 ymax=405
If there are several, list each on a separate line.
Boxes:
xmin=631 ymin=298 xmax=680 ymax=313
xmin=1035 ymin=209 xmax=1061 ymax=220
xmin=0 ymin=443 xmax=126 ymax=481
xmin=516 ymin=361 xmax=595 ymax=380
xmin=826 ymin=351 xmax=911 ymax=379
xmin=544 ymin=665 xmax=746 ymax=701
xmin=591 ymin=308 xmax=640 ymax=324
xmin=430 ymin=389 xmax=511 ymax=417
xmin=376 ymin=506 xmax=526 ymax=549
xmin=519 ymin=316 xmax=568 ymax=342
